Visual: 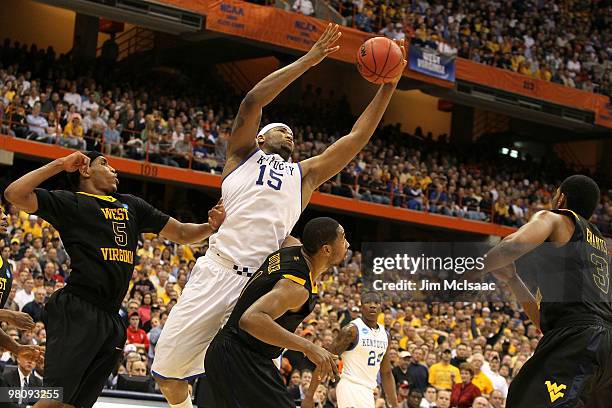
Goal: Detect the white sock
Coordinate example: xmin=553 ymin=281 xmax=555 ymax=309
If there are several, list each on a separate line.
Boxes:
xmin=170 ymin=395 xmax=193 ymax=408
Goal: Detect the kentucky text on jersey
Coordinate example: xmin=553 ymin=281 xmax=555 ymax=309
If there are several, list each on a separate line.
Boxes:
xmin=586 ymin=228 xmax=608 ymax=253
xmin=256 ymin=155 xmax=296 ymax=175
xmin=361 ymin=338 xmax=388 ymax=348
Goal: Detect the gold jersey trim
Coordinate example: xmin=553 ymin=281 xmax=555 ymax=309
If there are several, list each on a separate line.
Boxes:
xmin=77 ymin=191 xmax=117 ymax=202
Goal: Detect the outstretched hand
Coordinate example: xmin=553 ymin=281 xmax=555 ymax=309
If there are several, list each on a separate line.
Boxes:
xmin=388 ymin=39 xmax=407 ymax=85
xmin=304 ymin=23 xmax=342 ymax=67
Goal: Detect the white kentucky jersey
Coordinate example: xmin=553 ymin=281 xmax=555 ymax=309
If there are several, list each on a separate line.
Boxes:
xmin=341 ymin=318 xmax=389 ymax=389
xmin=208 ymin=149 xmax=302 ymax=268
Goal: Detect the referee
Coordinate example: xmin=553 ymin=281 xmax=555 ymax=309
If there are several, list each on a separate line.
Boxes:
xmin=4 ymin=151 xmax=225 ymax=408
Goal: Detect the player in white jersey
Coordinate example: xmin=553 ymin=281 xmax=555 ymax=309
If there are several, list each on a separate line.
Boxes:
xmin=152 ymin=24 xmax=407 ymax=408
xmin=304 ymin=292 xmax=398 ymax=408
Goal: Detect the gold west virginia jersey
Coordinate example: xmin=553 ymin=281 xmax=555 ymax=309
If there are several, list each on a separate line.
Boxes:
xmin=33 ymin=189 xmax=169 ymax=311
xmin=224 ymin=245 xmax=317 ymax=359
xmin=0 ymin=255 xmax=12 ymax=309
xmin=518 ymin=209 xmax=612 ymax=333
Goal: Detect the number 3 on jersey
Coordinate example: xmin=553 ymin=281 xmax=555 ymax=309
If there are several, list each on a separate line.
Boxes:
xmin=591 ymin=253 xmax=610 ymax=294
xmin=256 ymin=165 xmax=283 ymax=190
xmin=367 ymin=350 xmax=384 ymax=366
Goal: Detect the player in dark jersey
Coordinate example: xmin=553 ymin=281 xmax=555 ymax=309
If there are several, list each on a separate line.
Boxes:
xmin=204 ymin=217 xmax=349 ymax=407
xmin=4 ymin=151 xmax=225 ymax=408
xmin=476 ymin=175 xmax=611 ymax=407
xmin=0 ymin=205 xmax=43 ymax=395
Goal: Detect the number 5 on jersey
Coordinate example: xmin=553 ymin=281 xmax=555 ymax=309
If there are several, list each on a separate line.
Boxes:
xmin=256 ymin=165 xmax=283 ymax=190
xmin=112 ymin=222 xmax=128 ymax=247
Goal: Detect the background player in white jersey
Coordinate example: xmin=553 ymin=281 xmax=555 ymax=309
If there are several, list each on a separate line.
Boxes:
xmin=304 ymin=291 xmax=398 ymax=408
xmin=152 ymin=23 xmax=407 ymax=407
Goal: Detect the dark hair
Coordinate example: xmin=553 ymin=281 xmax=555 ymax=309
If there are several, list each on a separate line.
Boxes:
xmin=301 ymin=217 xmax=341 ymax=255
xmin=459 ymin=362 xmax=474 ymax=376
xmin=361 ymin=290 xmax=382 ymax=303
xmin=67 ymin=151 xmax=105 ymax=191
xmin=559 ymin=175 xmax=600 ymax=219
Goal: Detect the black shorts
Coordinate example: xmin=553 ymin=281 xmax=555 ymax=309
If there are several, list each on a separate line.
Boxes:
xmin=506 ymin=316 xmax=612 ymax=408
xmin=204 ymin=330 xmax=296 ymax=408
xmin=43 ymin=288 xmax=126 ymax=408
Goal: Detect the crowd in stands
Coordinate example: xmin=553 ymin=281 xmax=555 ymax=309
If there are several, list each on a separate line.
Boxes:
xmin=0 ymin=195 xmax=542 ymax=407
xmin=297 ymin=0 xmax=612 ymax=97
xmin=0 ymin=38 xmax=609 ymax=408
xmin=1 ymin=38 xmax=610 ymax=234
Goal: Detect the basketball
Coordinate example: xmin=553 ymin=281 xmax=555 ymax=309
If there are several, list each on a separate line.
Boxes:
xmin=357 ymin=37 xmax=404 ymax=84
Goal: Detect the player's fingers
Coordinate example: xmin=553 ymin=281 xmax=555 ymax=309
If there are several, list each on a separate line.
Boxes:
xmin=320 ymin=23 xmax=331 ymax=43
xmin=328 ymin=355 xmax=339 ymax=378
xmin=326 ymin=24 xmax=339 ymax=44
xmin=325 ymin=46 xmax=340 ymax=55
xmin=328 ymin=31 xmax=342 ymax=47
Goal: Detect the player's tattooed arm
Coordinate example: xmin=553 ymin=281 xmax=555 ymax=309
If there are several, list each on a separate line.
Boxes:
xmin=299 ymin=41 xmax=405 ymax=198
xmin=226 ymin=25 xmax=341 ymax=172
xmin=380 ymin=336 xmax=399 ymax=408
xmin=329 ymin=323 xmax=358 ymax=355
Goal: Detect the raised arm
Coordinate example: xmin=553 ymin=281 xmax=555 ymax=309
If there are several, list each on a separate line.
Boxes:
xmin=158 ymin=200 xmax=225 ymax=245
xmin=239 ymin=279 xmax=338 ymax=380
xmin=300 ymin=41 xmax=406 ymax=200
xmin=225 ymin=24 xmax=342 ymax=166
xmin=380 ymin=340 xmax=399 ymax=408
xmin=4 ymin=151 xmax=90 ymax=213
xmin=482 ymin=210 xmax=559 ymax=273
xmin=491 ymin=263 xmax=540 ymax=329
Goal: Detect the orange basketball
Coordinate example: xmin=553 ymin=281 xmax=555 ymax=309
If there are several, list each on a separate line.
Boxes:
xmin=356 ymin=37 xmax=404 ymax=84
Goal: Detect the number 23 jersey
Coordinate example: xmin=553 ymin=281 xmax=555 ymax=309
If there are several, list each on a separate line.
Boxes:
xmin=341 ymin=317 xmax=389 ymax=390
xmin=209 ymin=149 xmax=302 ymax=269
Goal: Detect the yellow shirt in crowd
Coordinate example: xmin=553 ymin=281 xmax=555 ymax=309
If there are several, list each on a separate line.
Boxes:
xmin=428 ymin=362 xmax=462 ymax=390
xmin=472 ymin=371 xmax=494 ymax=395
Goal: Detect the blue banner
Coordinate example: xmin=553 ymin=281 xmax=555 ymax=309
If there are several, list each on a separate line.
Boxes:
xmin=408 ymin=45 xmax=456 ymax=82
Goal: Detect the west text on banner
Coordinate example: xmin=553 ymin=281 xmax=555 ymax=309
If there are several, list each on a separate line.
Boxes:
xmin=408 ymin=44 xmax=456 ymax=82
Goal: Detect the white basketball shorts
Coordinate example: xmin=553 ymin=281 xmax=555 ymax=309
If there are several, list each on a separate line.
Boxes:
xmin=336 ymin=378 xmax=375 ymax=408
xmin=151 ymin=252 xmax=250 ymax=380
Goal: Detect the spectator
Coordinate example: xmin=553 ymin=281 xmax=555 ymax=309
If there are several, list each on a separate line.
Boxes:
xmin=393 ymin=350 xmax=411 ymax=387
xmin=126 ymin=313 xmax=150 ymax=352
xmin=470 ymin=353 xmax=493 ymax=395
xmin=103 ymin=118 xmax=122 ymax=156
xmin=481 ymin=352 xmax=508 ymax=398
xmin=421 ymin=385 xmax=437 ymax=408
xmin=408 ymin=348 xmax=429 ymax=392
xmin=3 ymin=352 xmax=42 ymax=397
xmin=435 ymin=389 xmax=451 ymax=408
xmin=14 ymin=278 xmax=34 ymax=310
xmin=60 ymin=113 xmax=86 ymax=150
xmin=63 ymin=83 xmax=81 ymax=111
xmin=428 ymin=348 xmax=461 ymax=390
xmin=451 ymin=364 xmax=481 ymax=408
xmin=289 ymin=369 xmax=312 ymax=401
xmin=292 ymin=0 xmax=314 ymax=16
xmin=22 ymin=288 xmax=46 ymax=322
xmin=25 ymin=103 xmax=50 ymax=141
xmin=471 ymin=396 xmax=490 ymax=408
